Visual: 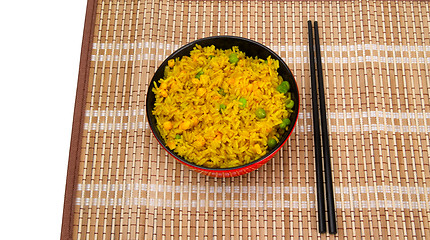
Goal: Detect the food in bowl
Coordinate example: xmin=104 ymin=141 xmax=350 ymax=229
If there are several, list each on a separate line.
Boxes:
xmin=152 ymin=44 xmax=295 ymax=168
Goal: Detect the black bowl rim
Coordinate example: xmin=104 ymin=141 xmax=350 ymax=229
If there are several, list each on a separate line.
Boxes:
xmin=146 ymin=35 xmax=300 ymax=172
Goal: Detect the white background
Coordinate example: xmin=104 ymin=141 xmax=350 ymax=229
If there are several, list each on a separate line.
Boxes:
xmin=1 ymin=1 xmax=87 ymax=238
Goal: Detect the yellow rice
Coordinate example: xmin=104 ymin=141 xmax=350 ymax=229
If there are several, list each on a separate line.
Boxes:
xmin=152 ymin=45 xmax=292 ymax=168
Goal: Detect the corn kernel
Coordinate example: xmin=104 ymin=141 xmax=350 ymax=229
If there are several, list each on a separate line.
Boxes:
xmin=254 ymin=144 xmax=262 ymax=155
xmin=197 ymin=88 xmax=206 ymax=96
xmin=168 ymin=59 xmax=175 ymax=68
xmin=163 ymin=121 xmax=173 ymax=130
xmin=192 ymin=117 xmax=199 ymax=126
xmin=179 ymin=121 xmax=191 ymax=130
xmin=160 ymin=90 xmax=168 ymax=97
xmin=194 ymin=137 xmax=206 ymax=148
xmin=192 ymin=78 xmax=200 ymax=85
xmin=241 ymin=88 xmax=248 ymax=95
xmin=167 ymin=140 xmax=176 ymax=150
xmin=246 ymin=84 xmax=253 ymax=91
xmin=169 ymin=80 xmax=177 ymax=89
xmin=159 ymin=82 xmax=168 ymax=89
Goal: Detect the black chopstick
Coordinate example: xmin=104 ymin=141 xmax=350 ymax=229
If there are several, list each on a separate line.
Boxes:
xmin=307 ymin=20 xmax=326 ymax=234
xmin=314 ymin=21 xmax=337 ymax=234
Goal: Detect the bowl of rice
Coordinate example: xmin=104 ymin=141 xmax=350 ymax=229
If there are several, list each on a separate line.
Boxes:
xmin=146 ymin=36 xmax=299 ymax=177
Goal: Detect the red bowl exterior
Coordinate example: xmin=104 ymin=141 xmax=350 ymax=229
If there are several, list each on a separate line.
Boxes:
xmin=146 ymin=36 xmax=299 ymax=178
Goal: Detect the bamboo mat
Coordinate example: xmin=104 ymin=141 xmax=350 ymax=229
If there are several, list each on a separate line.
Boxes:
xmin=62 ymin=0 xmax=430 ymax=239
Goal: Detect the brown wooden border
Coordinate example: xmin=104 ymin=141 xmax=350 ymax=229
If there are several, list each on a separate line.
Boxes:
xmin=61 ymin=0 xmax=97 ymax=239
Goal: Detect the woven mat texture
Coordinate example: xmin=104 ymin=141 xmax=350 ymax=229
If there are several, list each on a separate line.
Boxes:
xmin=66 ymin=0 xmax=430 ymax=239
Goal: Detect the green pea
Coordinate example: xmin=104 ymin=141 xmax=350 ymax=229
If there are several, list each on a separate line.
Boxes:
xmin=267 ymin=138 xmax=277 ymax=148
xmin=175 ymin=134 xmax=182 ymax=139
xmin=164 ymin=66 xmax=170 ymax=78
xmin=282 ymin=81 xmax=290 ymax=89
xmin=276 ymin=85 xmax=288 ymax=94
xmin=239 ymin=97 xmax=247 ymax=108
xmin=220 ymin=104 xmax=226 ymax=113
xmin=229 ymin=53 xmax=239 ymax=64
xmin=195 ymin=70 xmax=204 ymax=79
xmin=255 ymin=108 xmax=266 ymax=119
xmin=218 ymin=88 xmax=226 ymax=96
xmin=276 ymin=81 xmax=290 ymax=93
xmin=279 ymin=118 xmax=291 ymax=129
xmin=286 ymin=99 xmax=294 ymax=109
xmin=209 ymin=55 xmax=215 ymax=59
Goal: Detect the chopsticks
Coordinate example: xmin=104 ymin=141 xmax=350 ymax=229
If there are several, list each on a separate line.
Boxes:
xmin=307 ymin=20 xmax=326 ymax=233
xmin=307 ymin=20 xmax=337 ymax=234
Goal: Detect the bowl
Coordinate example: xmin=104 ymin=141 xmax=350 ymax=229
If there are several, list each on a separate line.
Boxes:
xmin=146 ymin=36 xmax=299 ymax=177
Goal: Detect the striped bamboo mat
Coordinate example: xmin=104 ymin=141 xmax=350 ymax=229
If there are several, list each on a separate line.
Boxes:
xmin=62 ymin=0 xmax=430 ymax=239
